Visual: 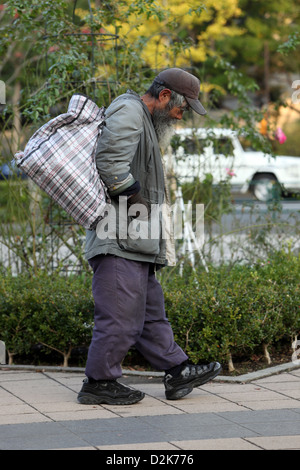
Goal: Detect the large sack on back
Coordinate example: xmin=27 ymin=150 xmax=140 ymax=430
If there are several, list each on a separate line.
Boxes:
xmin=14 ymin=93 xmax=107 ymax=229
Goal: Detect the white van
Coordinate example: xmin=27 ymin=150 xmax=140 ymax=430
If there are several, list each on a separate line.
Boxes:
xmin=168 ymin=128 xmax=300 ymax=201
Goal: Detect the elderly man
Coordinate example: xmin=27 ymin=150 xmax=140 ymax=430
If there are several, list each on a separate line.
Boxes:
xmin=78 ymin=68 xmax=221 ymax=405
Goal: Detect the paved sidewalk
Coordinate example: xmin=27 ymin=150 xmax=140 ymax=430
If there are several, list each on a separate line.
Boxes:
xmin=1 ymin=366 xmax=300 ymax=450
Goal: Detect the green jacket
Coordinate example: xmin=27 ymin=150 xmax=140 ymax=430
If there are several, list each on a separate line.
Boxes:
xmin=85 ymin=90 xmax=175 ymax=267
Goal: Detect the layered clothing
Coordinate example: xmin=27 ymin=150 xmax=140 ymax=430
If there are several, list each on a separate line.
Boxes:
xmin=85 ymin=90 xmax=176 ymax=267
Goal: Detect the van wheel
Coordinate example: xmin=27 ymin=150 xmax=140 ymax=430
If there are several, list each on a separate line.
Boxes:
xmin=250 ymin=173 xmax=281 ymax=202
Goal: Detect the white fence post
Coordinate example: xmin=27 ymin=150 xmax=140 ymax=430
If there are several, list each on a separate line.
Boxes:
xmin=0 ymin=341 xmax=6 ymax=364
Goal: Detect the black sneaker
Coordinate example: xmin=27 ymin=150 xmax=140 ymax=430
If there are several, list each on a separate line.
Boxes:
xmin=164 ymin=362 xmax=222 ymax=400
xmin=77 ymin=378 xmax=145 ymax=405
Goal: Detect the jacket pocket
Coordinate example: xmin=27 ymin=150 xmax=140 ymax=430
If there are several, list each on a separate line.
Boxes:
xmin=118 ymin=217 xmax=160 ymax=255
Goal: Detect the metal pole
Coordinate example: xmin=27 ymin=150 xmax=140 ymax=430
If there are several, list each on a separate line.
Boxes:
xmin=0 ymin=341 xmax=6 ymax=364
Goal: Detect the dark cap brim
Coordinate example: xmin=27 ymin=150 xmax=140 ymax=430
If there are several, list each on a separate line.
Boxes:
xmin=186 ymin=97 xmax=207 ymax=115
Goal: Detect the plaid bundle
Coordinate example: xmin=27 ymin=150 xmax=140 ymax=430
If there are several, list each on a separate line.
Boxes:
xmin=14 ymin=94 xmax=107 ymax=229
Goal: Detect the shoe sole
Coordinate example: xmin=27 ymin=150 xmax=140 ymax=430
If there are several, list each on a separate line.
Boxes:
xmin=165 ymin=364 xmax=222 ymax=400
xmin=77 ymin=392 xmax=145 ymax=405
xmin=166 ymin=387 xmax=193 ymax=400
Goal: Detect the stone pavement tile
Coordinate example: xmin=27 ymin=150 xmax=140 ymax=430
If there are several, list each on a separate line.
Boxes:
xmin=134 ymin=383 xmax=170 ymax=400
xmin=9 ymin=391 xmax=77 ymax=405
xmin=60 ymin=413 xmax=259 ymax=447
xmin=0 ymin=412 xmax=51 ymax=425
xmin=44 ymin=372 xmax=84 ymax=380
xmin=53 ymin=447 xmax=97 ymax=450
xmin=139 ymin=411 xmax=234 ymax=428
xmin=220 ymin=408 xmax=300 ymax=438
xmin=165 ymin=391 xmax=250 ymax=413
xmin=102 ymin=404 xmax=184 ymax=418
xmin=68 ymin=428 xmax=168 ymax=448
xmin=33 ymin=401 xmax=100 ymax=413
xmin=213 ymin=389 xmax=288 ymax=402
xmin=253 ymin=382 xmax=300 ymax=399
xmin=171 ymin=438 xmax=261 ymax=450
xmin=45 ymin=408 xmax=120 ymax=422
xmin=237 ymin=419 xmax=300 ymax=437
xmin=171 ymin=401 xmax=250 ymax=413
xmin=252 ymin=373 xmax=300 ymax=399
xmin=163 ymin=424 xmax=258 ymax=441
xmin=0 ymin=421 xmax=90 ymax=450
xmin=2 ymin=378 xmax=77 ymax=404
xmin=245 ymin=435 xmax=300 ymax=450
xmin=137 ymin=383 xmax=263 ymax=412
xmin=183 ymin=386 xmax=239 ymax=399
xmin=46 ymin=372 xmax=164 ymax=396
xmin=46 ymin=400 xmax=177 ymax=421
xmin=101 ymin=396 xmax=185 ymax=418
xmin=0 ymin=371 xmax=48 ymax=382
xmin=2 ymin=376 xmax=69 ymax=391
xmin=219 ymin=409 xmax=300 ymax=424
xmin=0 ymin=404 xmax=35 ymax=416
xmin=61 ymin=416 xmax=143 ymax=434
xmin=238 ymin=399 xmax=300 ymax=411
xmin=253 ymin=372 xmax=300 ymax=384
xmin=270 ymin=389 xmax=300 ymax=399
xmin=2 ymin=377 xmax=68 ymax=391
xmin=43 ymin=372 xmax=85 ymax=392
xmin=0 ymin=388 xmax=24 ymax=405
xmin=210 ymin=385 xmax=300 ymax=411
xmin=201 ymin=383 xmax=266 ymax=394
xmin=260 ymin=382 xmax=300 ymax=392
xmin=96 ymin=442 xmax=179 ymax=450
xmin=0 ymin=433 xmax=92 ymax=451
xmin=136 ymin=413 xmax=258 ymax=441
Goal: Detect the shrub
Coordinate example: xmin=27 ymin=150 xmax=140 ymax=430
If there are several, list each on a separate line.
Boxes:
xmin=0 ymin=271 xmax=94 ymax=366
xmin=0 ymin=250 xmax=299 ymax=372
xmin=0 ymin=274 xmax=35 ymax=364
xmin=163 ymin=250 xmax=300 ymax=370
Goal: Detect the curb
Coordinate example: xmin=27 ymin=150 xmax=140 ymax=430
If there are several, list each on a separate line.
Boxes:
xmin=1 ymin=361 xmax=300 ymax=383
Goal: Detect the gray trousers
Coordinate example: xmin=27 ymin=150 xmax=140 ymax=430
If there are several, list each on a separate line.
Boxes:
xmin=85 ymin=255 xmax=188 ymax=380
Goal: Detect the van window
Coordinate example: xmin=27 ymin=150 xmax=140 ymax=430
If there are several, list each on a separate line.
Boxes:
xmin=213 ymin=138 xmax=234 ymax=156
xmin=183 ymin=137 xmax=207 ymax=154
xmin=239 ymin=136 xmax=255 ymax=152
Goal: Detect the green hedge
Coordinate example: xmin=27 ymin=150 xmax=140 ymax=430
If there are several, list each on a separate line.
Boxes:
xmin=0 ymin=272 xmax=94 ymax=366
xmin=163 ymin=250 xmax=300 ymax=369
xmin=0 ymin=250 xmax=299 ymax=371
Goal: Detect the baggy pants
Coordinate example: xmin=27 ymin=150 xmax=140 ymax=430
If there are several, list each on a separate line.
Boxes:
xmin=85 ymin=255 xmax=188 ymax=380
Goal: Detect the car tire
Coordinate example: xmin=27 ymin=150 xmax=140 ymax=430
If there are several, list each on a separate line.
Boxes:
xmin=250 ymin=173 xmax=282 ymax=202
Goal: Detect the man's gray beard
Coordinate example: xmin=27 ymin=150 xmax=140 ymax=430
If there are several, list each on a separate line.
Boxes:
xmin=152 ymin=109 xmax=177 ymax=151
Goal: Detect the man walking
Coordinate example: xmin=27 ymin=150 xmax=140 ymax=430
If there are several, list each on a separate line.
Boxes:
xmin=78 ymin=68 xmax=221 ymax=405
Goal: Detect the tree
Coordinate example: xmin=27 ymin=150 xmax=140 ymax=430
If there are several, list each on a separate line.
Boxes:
xmin=0 ymin=0 xmax=278 ymax=277
xmin=214 ymin=0 xmax=300 ymax=102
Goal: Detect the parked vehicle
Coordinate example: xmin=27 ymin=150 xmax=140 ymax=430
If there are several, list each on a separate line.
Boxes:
xmin=168 ymin=128 xmax=300 ymax=201
xmin=0 ymin=160 xmax=27 ymax=180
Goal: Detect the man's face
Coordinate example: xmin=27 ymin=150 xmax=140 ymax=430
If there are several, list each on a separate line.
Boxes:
xmin=167 ymin=101 xmax=189 ymax=121
xmin=152 ymin=99 xmax=189 ymax=150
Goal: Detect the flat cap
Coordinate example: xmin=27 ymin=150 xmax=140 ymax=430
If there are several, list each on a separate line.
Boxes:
xmin=154 ymin=68 xmax=206 ymax=115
